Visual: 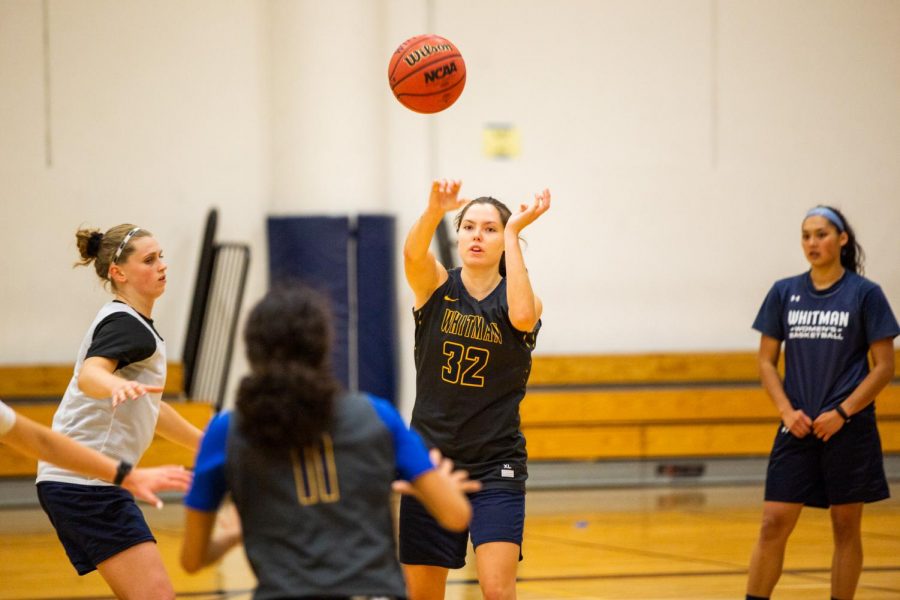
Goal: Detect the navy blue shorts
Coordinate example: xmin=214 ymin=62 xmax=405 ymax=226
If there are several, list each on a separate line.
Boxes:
xmin=37 ymin=482 xmax=156 ymax=575
xmin=764 ymin=411 xmax=890 ymax=508
xmin=399 ymin=488 xmax=525 ymax=569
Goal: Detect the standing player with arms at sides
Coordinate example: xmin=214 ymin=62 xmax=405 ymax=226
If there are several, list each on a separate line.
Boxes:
xmin=180 ymin=284 xmax=479 ymax=599
xmin=400 ymin=180 xmax=550 ymax=600
xmin=746 ymin=206 xmax=899 ymax=600
xmin=0 ymin=398 xmax=190 ymax=507
xmin=36 ymin=224 xmax=204 ymax=600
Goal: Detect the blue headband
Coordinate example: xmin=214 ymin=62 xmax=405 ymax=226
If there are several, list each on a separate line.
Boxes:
xmin=805 ymin=207 xmax=845 ymax=232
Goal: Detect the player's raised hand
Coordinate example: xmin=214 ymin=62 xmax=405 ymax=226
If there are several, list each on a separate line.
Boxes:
xmin=507 ymin=188 xmax=551 ymax=235
xmin=427 ymin=179 xmax=467 ymax=214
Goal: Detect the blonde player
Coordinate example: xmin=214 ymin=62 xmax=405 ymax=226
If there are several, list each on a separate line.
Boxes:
xmin=36 ymin=224 xmax=203 ymax=600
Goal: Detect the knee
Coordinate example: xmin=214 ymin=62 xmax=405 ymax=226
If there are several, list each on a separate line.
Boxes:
xmin=757 ymin=512 xmax=793 ymax=543
xmin=480 ymin=582 xmax=515 ymax=600
xmin=134 ymin=580 xmax=175 ymax=600
xmin=831 ymin=516 xmax=861 ymax=546
xmin=479 ymin=573 xmax=516 ymax=600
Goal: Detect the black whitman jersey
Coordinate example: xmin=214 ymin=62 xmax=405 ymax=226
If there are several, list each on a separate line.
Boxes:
xmin=411 ymin=267 xmax=539 ymax=491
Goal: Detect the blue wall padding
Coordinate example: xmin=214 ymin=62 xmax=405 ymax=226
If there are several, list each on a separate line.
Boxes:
xmin=356 ymin=215 xmax=398 ymax=403
xmin=266 ymin=216 xmax=351 ymax=388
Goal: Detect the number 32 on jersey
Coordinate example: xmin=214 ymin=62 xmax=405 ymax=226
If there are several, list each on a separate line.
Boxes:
xmin=441 ymin=341 xmax=489 ymax=387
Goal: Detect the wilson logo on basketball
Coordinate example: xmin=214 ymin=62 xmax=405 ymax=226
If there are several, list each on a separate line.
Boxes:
xmin=424 ymin=62 xmax=458 ymax=84
xmin=403 ymin=43 xmax=453 ymax=66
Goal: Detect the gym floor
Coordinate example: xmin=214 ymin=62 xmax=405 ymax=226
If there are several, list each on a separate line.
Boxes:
xmin=2 ymin=484 xmax=898 ymax=599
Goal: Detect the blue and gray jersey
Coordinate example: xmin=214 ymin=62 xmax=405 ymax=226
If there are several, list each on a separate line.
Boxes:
xmin=186 ymin=391 xmax=433 ymax=600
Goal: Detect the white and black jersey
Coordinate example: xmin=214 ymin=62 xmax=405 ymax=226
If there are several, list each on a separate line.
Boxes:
xmin=37 ymin=301 xmax=166 ymax=486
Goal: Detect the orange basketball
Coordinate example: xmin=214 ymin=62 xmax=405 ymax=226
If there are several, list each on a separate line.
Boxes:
xmin=388 ymin=34 xmax=466 ymax=114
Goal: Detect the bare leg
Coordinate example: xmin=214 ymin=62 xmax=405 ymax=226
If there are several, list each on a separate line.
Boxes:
xmin=403 ymin=564 xmax=450 ymax=600
xmin=830 ymin=503 xmax=864 ymax=600
xmin=475 ymin=541 xmax=520 ymax=600
xmin=96 ymin=541 xmax=174 ymax=600
xmin=746 ymin=501 xmax=804 ymax=598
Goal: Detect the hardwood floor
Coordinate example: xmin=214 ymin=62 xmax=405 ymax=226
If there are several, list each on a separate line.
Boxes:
xmin=1 ymin=484 xmax=898 ymax=599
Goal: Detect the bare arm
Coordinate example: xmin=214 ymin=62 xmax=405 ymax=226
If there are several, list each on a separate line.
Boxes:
xmin=403 ymin=180 xmax=466 ymax=309
xmin=813 ymin=338 xmax=896 ymax=442
xmin=156 ymin=401 xmax=203 ymax=452
xmin=504 ymin=189 xmax=550 ymax=332
xmin=78 ymin=356 xmax=163 ymax=407
xmin=181 ymin=503 xmax=242 ymax=573
xmin=758 ymin=335 xmax=812 ymax=437
xmin=1 ymin=412 xmax=190 ymax=506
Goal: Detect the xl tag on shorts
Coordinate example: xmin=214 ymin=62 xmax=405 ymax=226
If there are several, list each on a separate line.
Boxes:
xmin=501 ymin=463 xmax=514 ymax=478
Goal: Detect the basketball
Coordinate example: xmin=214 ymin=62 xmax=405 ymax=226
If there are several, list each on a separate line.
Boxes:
xmin=388 ymin=34 xmax=466 ymax=114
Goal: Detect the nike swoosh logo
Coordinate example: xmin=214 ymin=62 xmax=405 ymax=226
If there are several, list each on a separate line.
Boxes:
xmin=444 ymin=296 xmax=458 ymax=302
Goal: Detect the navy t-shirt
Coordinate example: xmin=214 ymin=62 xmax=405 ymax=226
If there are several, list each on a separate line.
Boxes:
xmin=753 ymin=271 xmax=899 ymax=417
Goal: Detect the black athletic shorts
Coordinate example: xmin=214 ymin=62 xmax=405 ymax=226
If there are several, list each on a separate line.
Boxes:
xmin=399 ymin=488 xmax=525 ymax=569
xmin=37 ymin=482 xmax=156 ymax=575
xmin=764 ymin=410 xmax=890 ymax=508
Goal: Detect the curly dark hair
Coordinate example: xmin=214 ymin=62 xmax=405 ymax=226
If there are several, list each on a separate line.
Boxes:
xmin=236 ymin=284 xmax=339 ymax=455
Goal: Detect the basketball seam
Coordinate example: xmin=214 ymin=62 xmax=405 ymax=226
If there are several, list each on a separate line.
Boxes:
xmin=388 ymin=47 xmax=411 ymax=82
xmin=389 ymin=53 xmax=464 ymax=91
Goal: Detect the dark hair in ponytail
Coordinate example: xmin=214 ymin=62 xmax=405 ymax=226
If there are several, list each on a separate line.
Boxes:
xmin=814 ymin=205 xmax=865 ymax=275
xmin=454 ymin=196 xmax=514 ymax=277
xmin=236 ymin=284 xmax=338 ymax=455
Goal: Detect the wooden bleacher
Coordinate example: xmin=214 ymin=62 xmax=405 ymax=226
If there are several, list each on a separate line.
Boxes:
xmin=522 ymin=350 xmax=900 ymax=461
xmin=2 ymin=350 xmax=898 ymax=474
xmin=0 ymin=363 xmax=213 ymax=477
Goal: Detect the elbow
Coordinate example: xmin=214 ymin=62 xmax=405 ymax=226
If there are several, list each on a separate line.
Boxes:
xmin=875 ymin=362 xmax=895 ymax=384
xmin=402 ymin=240 xmax=424 ymax=264
xmin=180 ymin=537 xmax=206 ymax=574
xmin=180 ymin=551 xmax=203 ymax=574
xmin=757 ymin=359 xmax=776 ymax=378
xmin=509 ymin=312 xmax=537 ymax=333
xmin=76 ymin=369 xmax=102 ymax=399
xmin=76 ymin=372 xmax=89 ymax=395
